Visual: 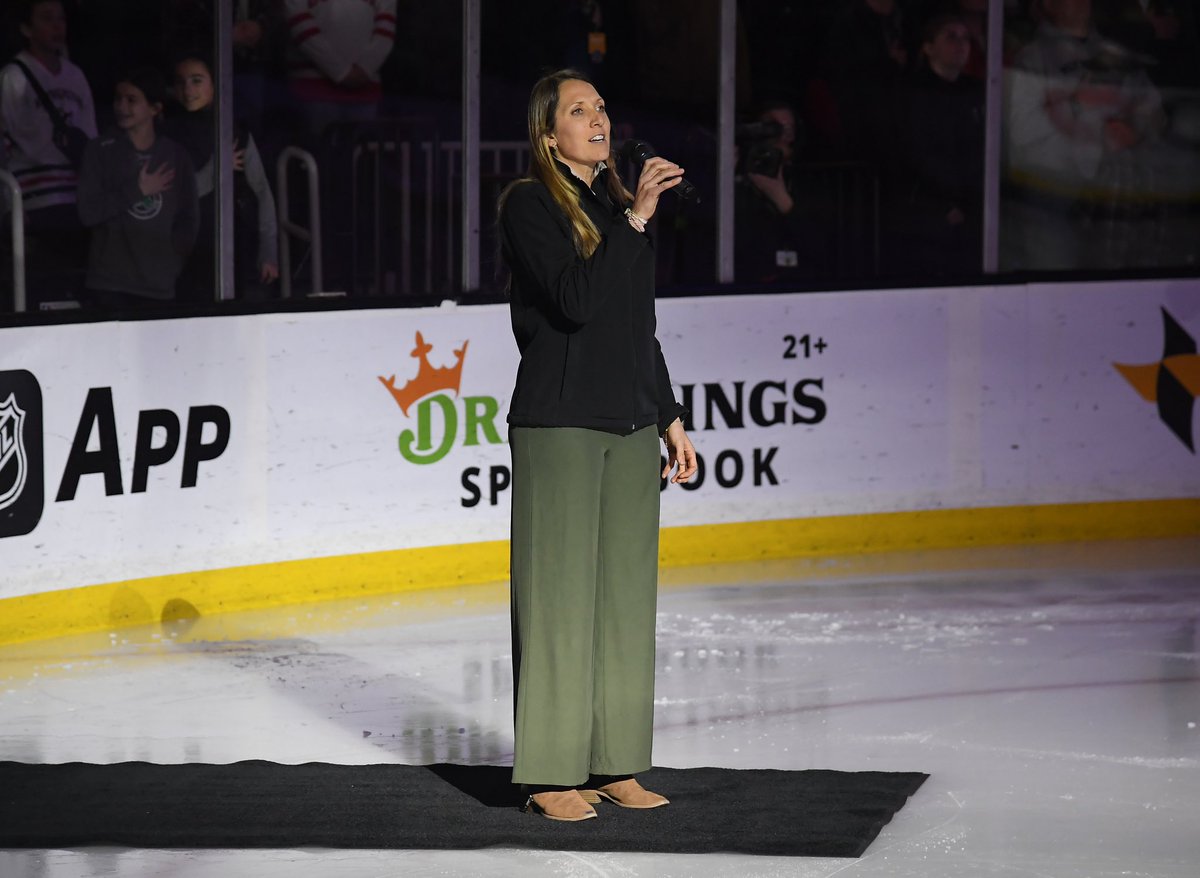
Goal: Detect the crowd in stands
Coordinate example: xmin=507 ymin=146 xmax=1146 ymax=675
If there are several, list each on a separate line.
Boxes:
xmin=1 ymin=0 xmax=397 ymax=311
xmin=733 ymin=0 xmax=1199 ymax=280
xmin=1003 ymin=0 xmax=1200 ymax=269
xmin=2 ymin=0 xmax=1198 ymax=313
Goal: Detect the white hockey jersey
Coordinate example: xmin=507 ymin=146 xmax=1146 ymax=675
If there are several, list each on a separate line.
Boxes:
xmin=284 ymin=0 xmax=397 ymax=103
xmin=0 ymin=50 xmax=97 ymax=213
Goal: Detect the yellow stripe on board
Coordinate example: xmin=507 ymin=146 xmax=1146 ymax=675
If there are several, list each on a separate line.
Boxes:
xmin=2 ymin=498 xmax=1198 ymax=645
xmin=658 ymin=498 xmax=1200 ymax=564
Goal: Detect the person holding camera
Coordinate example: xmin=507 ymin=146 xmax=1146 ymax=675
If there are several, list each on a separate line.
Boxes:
xmin=0 ymin=0 xmax=96 ymax=307
xmin=734 ymin=100 xmax=820 ymax=285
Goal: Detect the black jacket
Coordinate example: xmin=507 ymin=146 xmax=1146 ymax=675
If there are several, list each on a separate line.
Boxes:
xmin=500 ymin=162 xmax=685 ymax=435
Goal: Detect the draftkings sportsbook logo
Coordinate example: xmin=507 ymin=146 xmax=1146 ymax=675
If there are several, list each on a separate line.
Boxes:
xmin=378 ymin=331 xmax=504 ymax=465
xmin=1115 ymin=308 xmax=1200 ymax=453
xmin=0 ymin=370 xmax=45 ymax=538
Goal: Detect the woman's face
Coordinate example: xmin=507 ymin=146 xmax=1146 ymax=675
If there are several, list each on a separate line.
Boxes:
xmin=925 ymin=23 xmax=972 ymax=74
xmin=175 ymin=59 xmax=214 ymax=112
xmin=113 ymin=82 xmax=159 ymax=131
xmin=547 ymin=79 xmax=610 ymax=180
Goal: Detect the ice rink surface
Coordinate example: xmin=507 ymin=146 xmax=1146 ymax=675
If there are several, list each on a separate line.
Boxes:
xmin=2 ymin=538 xmax=1198 ymax=877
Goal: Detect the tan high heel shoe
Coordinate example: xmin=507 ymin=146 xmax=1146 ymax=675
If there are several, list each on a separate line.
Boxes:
xmin=523 ymin=789 xmax=598 ymax=821
xmin=580 ymin=778 xmax=670 ymax=809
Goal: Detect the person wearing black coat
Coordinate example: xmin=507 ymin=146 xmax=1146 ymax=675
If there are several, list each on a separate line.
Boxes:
xmin=497 ymin=69 xmax=697 ymax=823
xmin=889 ymin=13 xmax=984 ymax=277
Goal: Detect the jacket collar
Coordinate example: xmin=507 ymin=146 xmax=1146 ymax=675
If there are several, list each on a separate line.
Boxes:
xmin=554 ymin=158 xmax=609 ymax=200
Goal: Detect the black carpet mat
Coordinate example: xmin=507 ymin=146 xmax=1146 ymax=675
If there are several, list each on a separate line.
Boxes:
xmin=0 ymin=762 xmax=927 ymax=857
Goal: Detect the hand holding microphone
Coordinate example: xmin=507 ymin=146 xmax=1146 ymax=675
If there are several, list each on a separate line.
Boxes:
xmin=621 ymin=139 xmax=700 ymax=223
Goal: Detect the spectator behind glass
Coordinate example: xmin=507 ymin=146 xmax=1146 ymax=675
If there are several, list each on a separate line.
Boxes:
xmin=281 ymin=0 xmax=396 ymax=293
xmin=733 ymin=100 xmax=826 ymax=285
xmin=1003 ymin=0 xmax=1200 ymax=270
xmin=282 ymin=0 xmax=396 ymax=140
xmin=889 ymin=13 xmax=984 ymax=277
xmin=161 ymin=2 xmax=284 ymax=138
xmin=0 ymin=0 xmax=97 ymax=307
xmin=167 ymin=52 xmax=278 ymax=302
xmin=77 ymin=68 xmax=198 ymax=309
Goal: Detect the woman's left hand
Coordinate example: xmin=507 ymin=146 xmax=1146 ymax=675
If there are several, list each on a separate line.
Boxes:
xmin=661 ymin=419 xmax=697 ymax=484
xmin=260 ymin=261 xmax=279 ymax=283
xmin=631 ymin=156 xmax=685 ymax=223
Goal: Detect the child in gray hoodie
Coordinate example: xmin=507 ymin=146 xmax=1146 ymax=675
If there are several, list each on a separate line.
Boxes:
xmin=77 ymin=67 xmax=198 ymax=306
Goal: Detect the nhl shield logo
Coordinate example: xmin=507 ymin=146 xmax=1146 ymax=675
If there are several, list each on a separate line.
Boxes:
xmin=0 ymin=369 xmax=43 ymax=538
xmin=0 ymin=393 xmax=29 ymax=511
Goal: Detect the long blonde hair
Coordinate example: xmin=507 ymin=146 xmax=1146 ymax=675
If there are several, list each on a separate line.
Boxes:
xmin=504 ymin=69 xmax=633 ymax=260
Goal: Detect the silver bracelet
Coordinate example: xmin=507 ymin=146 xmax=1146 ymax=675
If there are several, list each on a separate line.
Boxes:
xmin=624 ymin=207 xmax=646 ymax=233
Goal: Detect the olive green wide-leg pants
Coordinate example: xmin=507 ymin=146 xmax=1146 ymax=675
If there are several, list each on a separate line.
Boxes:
xmin=509 ymin=425 xmax=661 ymax=787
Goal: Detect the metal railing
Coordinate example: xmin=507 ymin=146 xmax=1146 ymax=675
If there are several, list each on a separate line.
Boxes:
xmin=1 ymin=169 xmax=26 ymax=312
xmin=439 ymin=140 xmax=530 ymax=289
xmin=280 ymin=131 xmax=882 ymax=298
xmin=352 ymin=140 xmax=412 ymax=295
xmin=345 ymin=133 xmax=529 ymax=296
xmin=344 ymin=118 xmax=441 ymax=296
xmin=275 ymin=146 xmax=322 ymax=298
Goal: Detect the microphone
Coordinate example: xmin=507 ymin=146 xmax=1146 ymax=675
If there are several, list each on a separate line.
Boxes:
xmin=620 ymin=139 xmax=700 ymax=203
